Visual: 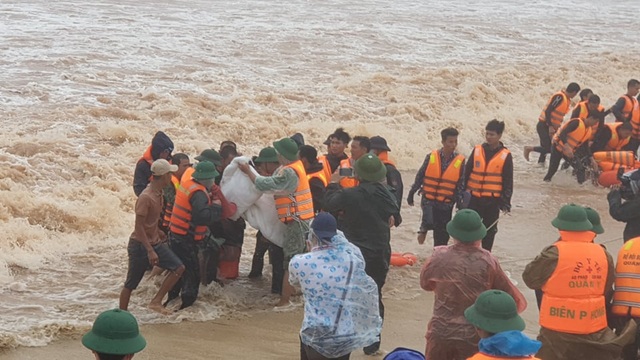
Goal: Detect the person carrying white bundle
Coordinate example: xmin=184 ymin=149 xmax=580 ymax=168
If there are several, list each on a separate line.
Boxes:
xmin=238 ymin=137 xmax=315 ymax=307
xmin=290 ymin=212 xmax=382 ymax=360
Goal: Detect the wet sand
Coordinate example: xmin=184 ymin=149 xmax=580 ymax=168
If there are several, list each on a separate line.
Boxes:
xmin=1 ymin=170 xmax=627 ymax=359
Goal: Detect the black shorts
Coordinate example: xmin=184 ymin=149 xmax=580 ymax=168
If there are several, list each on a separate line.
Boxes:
xmin=124 ymin=239 xmax=183 ymax=290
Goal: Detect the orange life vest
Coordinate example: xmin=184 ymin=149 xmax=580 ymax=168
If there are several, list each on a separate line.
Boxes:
xmin=160 ymin=175 xmax=181 ymax=230
xmin=620 ymin=95 xmax=640 ymax=139
xmin=377 ymin=151 xmax=396 ymax=167
xmin=540 ymin=231 xmax=608 ymax=335
xmin=539 ymin=91 xmax=570 ymax=128
xmin=338 ymin=158 xmax=359 ymax=188
xmin=604 ymin=122 xmax=632 ymax=151
xmin=576 ymin=101 xmax=605 ymax=140
xmin=553 ymin=118 xmax=592 ymax=152
xmin=593 ymin=151 xmax=635 ymax=167
xmin=140 ymin=145 xmax=154 ymax=165
xmin=422 ymin=150 xmax=464 ymax=203
xmin=468 ymin=353 xmax=540 ymax=360
xmin=612 ymin=237 xmax=640 ymax=317
xmin=181 ymin=166 xmax=195 ymax=183
xmin=466 ymin=145 xmax=509 ymax=198
xmin=307 ymin=168 xmax=328 ymax=187
xmin=274 ymin=160 xmax=315 ymax=224
xmin=169 ymin=177 xmax=210 ymax=241
xmin=317 ymin=155 xmax=333 ymax=183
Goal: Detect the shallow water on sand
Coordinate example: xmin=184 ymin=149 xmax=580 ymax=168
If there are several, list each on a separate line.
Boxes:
xmin=0 ymin=0 xmax=637 ymax=349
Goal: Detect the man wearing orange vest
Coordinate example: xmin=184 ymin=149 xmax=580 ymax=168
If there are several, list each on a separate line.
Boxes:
xmin=523 ymin=204 xmax=635 ymax=360
xmin=119 ymin=159 xmax=185 ymax=316
xmin=612 ymin=236 xmax=640 ymax=360
xmin=610 ymin=79 xmax=640 ymax=153
xmin=159 ymin=153 xmax=191 ymax=234
xmin=408 ymin=127 xmax=465 ymax=247
xmin=370 ymin=136 xmax=404 ymax=212
xmin=325 ymin=154 xmax=400 ymax=355
xmin=318 ymin=128 xmax=351 ymax=182
xmin=591 ymin=122 xmax=633 ymax=153
xmin=464 ymin=120 xmax=513 ymax=252
xmin=166 ymin=161 xmax=223 ymax=309
xmin=333 ymin=136 xmax=370 ymax=188
xmin=133 ymin=131 xmax=174 ymax=197
xmin=543 ymin=111 xmax=603 ymax=183
xmin=464 ymin=290 xmax=541 ymax=360
xmin=238 ymin=137 xmax=314 ymax=308
xmin=524 ymin=83 xmax=580 ymax=164
xmin=298 ymin=145 xmax=327 ymax=213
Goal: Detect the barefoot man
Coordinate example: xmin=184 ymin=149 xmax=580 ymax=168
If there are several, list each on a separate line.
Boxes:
xmin=120 ymin=159 xmax=186 ymax=315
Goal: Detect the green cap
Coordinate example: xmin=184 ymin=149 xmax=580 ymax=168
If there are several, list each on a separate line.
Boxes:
xmin=354 ymin=154 xmax=387 ymax=182
xmin=82 ymin=309 xmax=146 ymax=355
xmin=192 ymin=161 xmax=219 ymax=180
xmin=584 ymin=207 xmax=604 ymax=235
xmin=464 ymin=290 xmax=525 ymax=333
xmin=551 ymin=204 xmax=593 ymax=232
xmin=273 ymin=137 xmax=299 ymax=161
xmin=446 ymin=209 xmax=487 ymax=243
xmin=195 ymin=149 xmax=223 ymax=166
xmin=254 ymin=147 xmax=279 ymax=163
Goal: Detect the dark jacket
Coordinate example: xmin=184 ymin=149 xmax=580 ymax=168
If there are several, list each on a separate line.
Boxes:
xmin=324 ymin=181 xmax=399 ymax=257
xmin=608 ymin=189 xmax=640 ymax=242
xmin=463 ymin=143 xmax=513 ymax=210
xmin=133 ymin=131 xmax=174 ymax=196
xmin=306 ymin=162 xmax=327 ymax=213
xmin=325 ymin=153 xmax=348 ymax=174
xmin=384 ymin=163 xmax=404 ymax=211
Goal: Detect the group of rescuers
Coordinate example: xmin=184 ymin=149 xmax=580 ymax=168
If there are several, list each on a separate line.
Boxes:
xmin=119 ymin=109 xmax=640 ymax=359
xmin=524 ymin=79 xmax=640 ymax=184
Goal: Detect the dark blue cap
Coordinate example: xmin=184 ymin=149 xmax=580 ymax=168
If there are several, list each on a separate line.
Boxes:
xmin=310 ymin=212 xmax=337 ymax=240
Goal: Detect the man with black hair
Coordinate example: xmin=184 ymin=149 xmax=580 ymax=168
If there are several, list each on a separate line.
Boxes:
xmin=591 ymin=122 xmax=634 ymax=153
xmin=298 ymin=145 xmax=327 ymax=213
xmin=133 ymin=131 xmax=174 ymax=196
xmin=220 ymin=145 xmax=239 ymax=172
xmin=408 ymin=127 xmax=465 ymax=247
xmin=610 ymin=79 xmax=640 ymax=153
xmin=335 ymin=136 xmax=370 ymax=188
xmin=318 ymin=128 xmax=351 ymax=180
xmin=464 ymin=119 xmax=513 ymax=252
xmin=524 ymin=83 xmax=580 ymax=164
xmin=543 ymin=112 xmax=603 ymax=184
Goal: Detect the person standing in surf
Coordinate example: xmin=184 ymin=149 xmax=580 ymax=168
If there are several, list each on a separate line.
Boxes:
xmin=463 ymin=120 xmax=513 ymax=252
xmin=119 ymin=159 xmax=185 ymax=315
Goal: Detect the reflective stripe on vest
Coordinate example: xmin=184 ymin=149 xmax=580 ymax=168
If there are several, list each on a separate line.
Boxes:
xmin=161 ymin=175 xmax=181 ymax=229
xmin=553 ymin=118 xmax=592 ymax=152
xmin=621 ymin=95 xmax=640 ymax=139
xmin=422 ymin=150 xmax=464 ymax=203
xmin=169 ymin=178 xmax=209 ymax=241
xmin=539 ymin=91 xmax=570 ymax=128
xmin=467 ymin=353 xmax=540 ymax=360
xmin=338 ymin=158 xmax=359 ymax=188
xmin=604 ymin=122 xmax=632 ymax=151
xmin=540 ymin=231 xmax=608 ymax=334
xmin=613 ymin=237 xmax=640 ymax=317
xmin=274 ymin=160 xmax=315 ymax=223
xmin=318 ymin=155 xmax=333 ymax=184
xmin=466 ymin=145 xmax=509 ymax=198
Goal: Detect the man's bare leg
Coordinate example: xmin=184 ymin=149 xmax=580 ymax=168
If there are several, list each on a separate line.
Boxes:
xmin=275 ymin=270 xmax=293 ymax=307
xmin=149 ymin=265 xmax=185 ymax=315
xmin=119 ymin=287 xmax=133 ymax=311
